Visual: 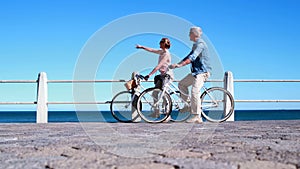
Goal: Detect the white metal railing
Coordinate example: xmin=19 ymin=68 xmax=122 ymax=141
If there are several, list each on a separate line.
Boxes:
xmin=233 ymin=79 xmax=300 ymax=103
xmin=0 ymin=71 xmax=299 ymax=123
xmin=234 ymin=80 xmax=300 ymax=82
xmin=235 ymin=100 xmax=300 ymax=102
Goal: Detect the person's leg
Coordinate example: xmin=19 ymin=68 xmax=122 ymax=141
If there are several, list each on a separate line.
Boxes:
xmin=154 ymin=75 xmax=163 ymax=89
xmin=191 ymin=73 xmax=205 ymax=115
xmin=161 ymin=74 xmax=171 ymax=89
xmin=161 ymin=74 xmax=172 ymax=122
xmin=188 ymin=73 xmax=209 ymax=123
xmin=178 ymin=74 xmax=193 ymax=102
xmin=150 ymin=75 xmax=163 ymax=118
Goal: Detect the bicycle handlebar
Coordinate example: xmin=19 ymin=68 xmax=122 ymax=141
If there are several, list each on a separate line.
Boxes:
xmin=135 ymin=74 xmax=146 ymax=80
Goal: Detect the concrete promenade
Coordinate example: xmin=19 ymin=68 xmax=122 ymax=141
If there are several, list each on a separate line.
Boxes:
xmin=0 ymin=120 xmax=299 ymax=169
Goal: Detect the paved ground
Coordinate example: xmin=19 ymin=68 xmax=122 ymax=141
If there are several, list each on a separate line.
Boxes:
xmin=0 ymin=120 xmax=300 ymax=169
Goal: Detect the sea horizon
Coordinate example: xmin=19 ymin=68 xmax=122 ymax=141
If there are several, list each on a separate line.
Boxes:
xmin=1 ymin=109 xmax=300 ymax=123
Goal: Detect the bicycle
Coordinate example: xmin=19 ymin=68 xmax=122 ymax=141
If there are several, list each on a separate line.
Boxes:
xmin=110 ymin=73 xmax=146 ymax=122
xmin=136 ymin=74 xmax=235 ymax=123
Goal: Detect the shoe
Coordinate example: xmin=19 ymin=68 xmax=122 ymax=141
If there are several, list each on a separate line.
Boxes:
xmin=163 ymin=116 xmax=171 ymax=123
xmin=186 ymin=114 xmax=203 ymax=123
xmin=179 ymin=106 xmax=191 ymax=113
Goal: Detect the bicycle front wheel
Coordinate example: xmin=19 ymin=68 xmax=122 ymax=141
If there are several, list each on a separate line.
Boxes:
xmin=137 ymin=87 xmax=172 ymax=123
xmin=200 ymin=87 xmax=234 ymax=123
xmin=110 ymin=91 xmax=139 ymax=122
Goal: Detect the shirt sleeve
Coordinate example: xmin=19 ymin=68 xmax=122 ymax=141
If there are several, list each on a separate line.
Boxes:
xmin=187 ymin=43 xmax=204 ymax=61
xmin=152 ymin=49 xmax=162 ymax=54
xmin=181 ymin=51 xmax=193 ymax=62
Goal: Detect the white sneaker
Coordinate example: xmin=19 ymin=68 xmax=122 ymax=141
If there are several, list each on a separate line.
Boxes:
xmin=186 ymin=114 xmax=203 ymax=123
xmin=163 ymin=116 xmax=171 ymax=123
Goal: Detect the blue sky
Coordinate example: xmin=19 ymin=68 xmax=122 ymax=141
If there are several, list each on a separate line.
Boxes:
xmin=0 ymin=0 xmax=300 ymax=110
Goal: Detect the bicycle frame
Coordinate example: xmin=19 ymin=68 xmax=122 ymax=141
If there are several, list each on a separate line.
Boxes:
xmin=132 ymin=74 xmax=148 ymax=94
xmin=136 ymin=72 xmax=234 ymax=123
xmin=156 ymin=79 xmax=219 ymax=110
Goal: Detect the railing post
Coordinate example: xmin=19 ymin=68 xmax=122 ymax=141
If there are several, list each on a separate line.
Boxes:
xmin=224 ymin=71 xmax=235 ymax=121
xmin=37 ymin=72 xmax=48 ymax=123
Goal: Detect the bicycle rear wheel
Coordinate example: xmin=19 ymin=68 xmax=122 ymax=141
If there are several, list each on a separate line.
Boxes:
xmin=110 ymin=91 xmax=139 ymax=122
xmin=169 ymin=91 xmax=191 ymax=122
xmin=137 ymin=87 xmax=172 ymax=123
xmin=200 ymin=87 xmax=234 ymax=123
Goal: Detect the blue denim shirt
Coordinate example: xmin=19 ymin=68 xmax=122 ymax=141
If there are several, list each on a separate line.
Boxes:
xmin=181 ymin=38 xmax=212 ymax=76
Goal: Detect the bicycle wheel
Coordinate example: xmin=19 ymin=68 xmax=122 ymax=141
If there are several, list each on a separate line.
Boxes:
xmin=137 ymin=87 xmax=172 ymax=123
xmin=169 ymin=91 xmax=191 ymax=122
xmin=110 ymin=91 xmax=139 ymax=122
xmin=200 ymin=87 xmax=234 ymax=123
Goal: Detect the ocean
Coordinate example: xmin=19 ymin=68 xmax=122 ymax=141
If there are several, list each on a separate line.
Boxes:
xmin=0 ymin=110 xmax=300 ymax=123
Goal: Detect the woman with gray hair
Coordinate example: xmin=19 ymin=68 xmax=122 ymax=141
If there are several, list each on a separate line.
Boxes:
xmin=170 ymin=26 xmax=211 ymax=123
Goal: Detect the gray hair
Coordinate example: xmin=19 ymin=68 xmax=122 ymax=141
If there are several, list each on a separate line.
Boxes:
xmin=190 ymin=26 xmax=203 ymax=37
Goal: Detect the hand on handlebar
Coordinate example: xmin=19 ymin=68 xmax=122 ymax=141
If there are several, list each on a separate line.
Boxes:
xmin=144 ymin=75 xmax=149 ymax=81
